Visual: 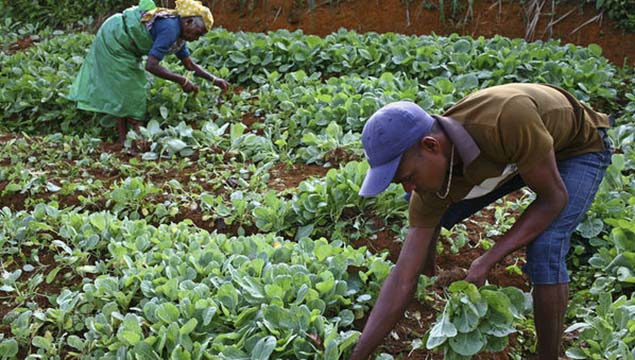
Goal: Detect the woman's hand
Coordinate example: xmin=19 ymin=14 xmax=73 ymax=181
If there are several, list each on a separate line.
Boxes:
xmin=212 ymin=77 xmax=229 ymax=93
xmin=180 ymin=78 xmax=199 ymax=93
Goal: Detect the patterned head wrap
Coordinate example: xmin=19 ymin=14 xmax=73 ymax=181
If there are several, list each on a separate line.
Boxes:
xmin=174 ymin=0 xmax=214 ymax=31
xmin=140 ymin=0 xmax=214 ymax=31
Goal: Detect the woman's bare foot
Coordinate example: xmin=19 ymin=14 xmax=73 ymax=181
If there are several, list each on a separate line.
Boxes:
xmin=126 ymin=118 xmax=148 ymax=152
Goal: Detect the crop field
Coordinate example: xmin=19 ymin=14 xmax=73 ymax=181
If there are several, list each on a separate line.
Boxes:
xmin=1 ymin=11 xmax=635 ymax=360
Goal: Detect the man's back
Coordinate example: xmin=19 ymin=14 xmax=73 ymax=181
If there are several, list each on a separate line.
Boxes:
xmin=445 ymin=83 xmax=609 ymax=165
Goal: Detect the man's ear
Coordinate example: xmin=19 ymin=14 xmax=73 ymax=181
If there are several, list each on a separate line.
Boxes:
xmin=420 ymin=136 xmax=440 ymax=153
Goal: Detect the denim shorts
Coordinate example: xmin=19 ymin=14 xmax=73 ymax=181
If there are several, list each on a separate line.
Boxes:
xmin=439 ymin=127 xmax=613 ymax=285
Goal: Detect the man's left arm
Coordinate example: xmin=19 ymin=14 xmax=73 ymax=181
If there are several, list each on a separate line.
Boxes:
xmin=466 ymin=148 xmax=568 ymax=286
xmin=180 ymin=56 xmax=229 ymax=92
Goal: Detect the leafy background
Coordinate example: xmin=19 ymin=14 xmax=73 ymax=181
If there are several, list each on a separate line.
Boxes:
xmin=1 ymin=0 xmax=635 ymax=359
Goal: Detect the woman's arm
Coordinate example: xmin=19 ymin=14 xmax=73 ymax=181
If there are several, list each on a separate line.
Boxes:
xmin=146 ymin=55 xmax=199 ymax=93
xmin=181 ymin=56 xmax=229 ymax=92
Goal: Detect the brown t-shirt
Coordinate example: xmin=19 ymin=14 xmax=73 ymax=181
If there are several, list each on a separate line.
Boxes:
xmin=409 ymin=83 xmax=610 ymax=228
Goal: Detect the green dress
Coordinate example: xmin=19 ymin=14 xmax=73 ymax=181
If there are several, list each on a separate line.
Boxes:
xmin=69 ymin=6 xmax=155 ymax=120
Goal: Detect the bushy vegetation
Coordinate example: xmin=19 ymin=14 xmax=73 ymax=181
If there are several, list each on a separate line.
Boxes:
xmin=586 ymin=0 xmax=635 ymax=32
xmin=0 ymin=0 xmax=133 ymax=28
xmin=1 ymin=20 xmax=635 ymax=359
xmin=0 ymin=29 xmax=621 ymax=136
xmin=425 ymin=281 xmax=532 ymax=359
xmin=0 ymin=205 xmax=391 ymax=359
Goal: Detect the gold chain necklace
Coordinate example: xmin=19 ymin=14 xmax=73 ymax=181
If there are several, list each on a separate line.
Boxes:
xmin=436 ymin=145 xmax=455 ymax=199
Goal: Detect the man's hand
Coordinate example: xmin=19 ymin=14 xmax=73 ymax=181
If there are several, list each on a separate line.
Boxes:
xmin=465 ymin=256 xmax=490 ymax=287
xmin=350 ymin=226 xmax=438 ymax=360
xmin=462 ymin=149 xmax=568 ymax=289
xmin=180 ymin=78 xmax=199 ymax=93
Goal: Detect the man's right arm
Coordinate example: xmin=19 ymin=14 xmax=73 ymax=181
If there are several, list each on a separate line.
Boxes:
xmin=350 ymin=226 xmax=438 ymax=360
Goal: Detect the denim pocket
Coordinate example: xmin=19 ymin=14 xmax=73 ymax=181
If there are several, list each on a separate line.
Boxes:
xmin=598 ymin=128 xmax=613 ymax=157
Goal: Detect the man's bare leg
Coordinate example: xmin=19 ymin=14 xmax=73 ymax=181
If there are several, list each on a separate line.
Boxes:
xmin=533 ymin=283 xmax=568 ymax=360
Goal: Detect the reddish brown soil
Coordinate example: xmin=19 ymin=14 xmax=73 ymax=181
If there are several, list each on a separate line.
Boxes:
xmin=210 ymin=0 xmax=635 ymax=66
xmin=0 ymin=244 xmax=95 ymax=338
xmin=267 ymin=162 xmax=330 ymax=190
xmin=242 ymin=112 xmax=261 ymax=128
xmin=0 ymin=150 xmax=322 ymax=239
xmin=0 ymin=134 xmax=17 ymax=143
xmin=7 ymin=2 xmax=634 ymax=66
xmin=324 ymin=147 xmax=362 ymax=165
xmin=10 ymin=1 xmax=628 ymax=66
xmin=7 ymin=35 xmax=36 ymax=53
xmin=352 ymin=226 xmax=402 ymax=262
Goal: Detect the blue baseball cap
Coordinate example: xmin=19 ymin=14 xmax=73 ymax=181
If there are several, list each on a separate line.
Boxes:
xmin=359 ymin=101 xmax=435 ymax=197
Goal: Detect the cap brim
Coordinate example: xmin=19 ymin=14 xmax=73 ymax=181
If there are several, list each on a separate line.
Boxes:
xmin=359 ymin=154 xmax=403 ymax=197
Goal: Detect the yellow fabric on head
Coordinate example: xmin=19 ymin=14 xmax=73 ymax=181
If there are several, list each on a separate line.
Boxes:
xmin=175 ymin=0 xmax=214 ymax=31
xmin=140 ymin=8 xmax=176 ymax=23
